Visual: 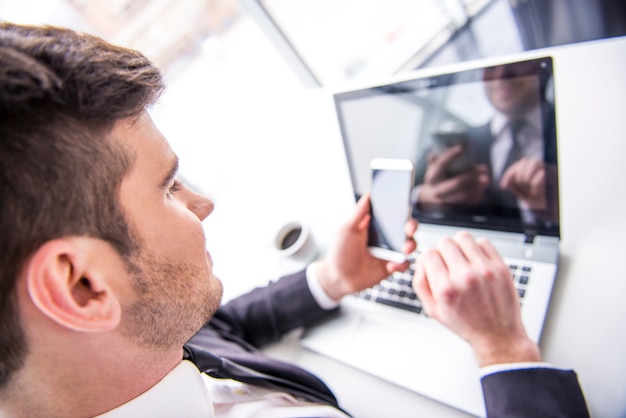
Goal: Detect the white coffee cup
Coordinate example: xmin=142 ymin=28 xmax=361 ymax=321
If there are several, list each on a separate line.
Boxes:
xmin=273 ymin=221 xmax=318 ymax=275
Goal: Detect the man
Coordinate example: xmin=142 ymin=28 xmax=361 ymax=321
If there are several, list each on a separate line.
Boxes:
xmin=413 ymin=60 xmax=559 ymax=227
xmin=0 ymin=23 xmax=588 ymax=417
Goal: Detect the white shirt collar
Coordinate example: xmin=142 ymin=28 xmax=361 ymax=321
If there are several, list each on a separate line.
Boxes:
xmin=97 ymin=360 xmax=214 ymax=418
xmin=490 ymin=105 xmax=542 ymax=138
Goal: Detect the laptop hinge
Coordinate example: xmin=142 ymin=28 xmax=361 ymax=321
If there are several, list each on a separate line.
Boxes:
xmin=523 ymin=233 xmax=536 ymax=244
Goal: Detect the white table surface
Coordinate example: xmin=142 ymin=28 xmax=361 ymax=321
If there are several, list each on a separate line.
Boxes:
xmin=152 ymin=25 xmax=626 ymax=417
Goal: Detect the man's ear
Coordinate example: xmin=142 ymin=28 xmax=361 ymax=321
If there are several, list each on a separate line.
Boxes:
xmin=25 ymin=238 xmax=122 ymax=332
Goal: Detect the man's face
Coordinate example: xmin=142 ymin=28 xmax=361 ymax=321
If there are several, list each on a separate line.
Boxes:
xmin=114 ymin=112 xmax=222 ymax=350
xmin=483 ymin=65 xmax=541 ymax=119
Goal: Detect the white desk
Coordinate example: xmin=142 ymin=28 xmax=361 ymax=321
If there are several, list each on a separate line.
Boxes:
xmin=153 ymin=29 xmax=626 ymax=417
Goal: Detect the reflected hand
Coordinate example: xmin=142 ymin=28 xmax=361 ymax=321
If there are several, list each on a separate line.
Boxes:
xmin=315 ymin=193 xmax=417 ymax=301
xmin=500 ymin=158 xmax=547 ymax=211
xmin=412 ymin=231 xmax=541 ymax=366
xmin=419 ymin=146 xmax=490 ymax=205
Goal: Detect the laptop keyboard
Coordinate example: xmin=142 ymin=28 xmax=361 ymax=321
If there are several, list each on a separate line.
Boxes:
xmin=356 ymin=258 xmax=532 ymax=315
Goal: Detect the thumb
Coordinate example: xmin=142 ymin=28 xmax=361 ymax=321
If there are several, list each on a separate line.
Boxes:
xmin=352 ymin=193 xmax=371 ymax=231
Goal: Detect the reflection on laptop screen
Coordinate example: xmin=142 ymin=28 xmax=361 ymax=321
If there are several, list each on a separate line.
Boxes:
xmin=335 ymin=57 xmax=559 ymax=239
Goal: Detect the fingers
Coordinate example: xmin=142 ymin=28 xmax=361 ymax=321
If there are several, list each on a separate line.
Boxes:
xmin=403 ymin=219 xmax=418 ymax=254
xmin=436 ymin=236 xmax=469 ymax=275
xmin=412 ymin=232 xmax=507 ymax=311
xmin=500 ymin=159 xmax=545 ymax=193
xmin=476 ymin=166 xmax=492 ymax=189
xmin=402 ymin=239 xmax=417 ymax=255
xmin=500 ymin=159 xmax=528 ymax=189
xmin=454 ymin=231 xmax=489 ymax=270
xmin=477 ymin=237 xmax=513 ymax=283
xmin=516 ymin=160 xmax=543 ymax=191
xmin=437 ymin=145 xmax=464 ymax=167
xmin=423 ymin=167 xmax=490 ymax=205
xmin=426 ymin=146 xmax=463 ymax=183
xmin=388 ymin=219 xmax=419 ymax=272
xmin=412 ymin=249 xmax=439 ymax=316
xmin=528 ymin=166 xmax=545 ymax=194
xmin=386 ymin=259 xmax=409 ymax=275
xmin=433 ymin=175 xmax=471 ymax=199
xmin=405 ymin=218 xmax=418 ymax=238
xmin=475 ymin=236 xmax=500 ymax=262
xmin=499 ymin=161 xmax=517 ymax=190
xmin=436 ymin=171 xmax=488 ymax=200
xmin=446 ymin=232 xmax=507 ymax=282
xmin=352 ymin=193 xmax=371 ymax=230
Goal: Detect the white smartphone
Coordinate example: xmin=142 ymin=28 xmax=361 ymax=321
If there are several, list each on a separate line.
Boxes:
xmin=367 ymin=158 xmax=415 ymax=263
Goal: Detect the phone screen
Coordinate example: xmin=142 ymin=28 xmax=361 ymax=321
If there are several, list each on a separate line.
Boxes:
xmin=368 ymin=162 xmax=414 ymax=260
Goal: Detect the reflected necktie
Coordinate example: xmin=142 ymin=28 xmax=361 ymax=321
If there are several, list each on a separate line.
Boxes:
xmin=502 ymin=119 xmax=525 ymax=173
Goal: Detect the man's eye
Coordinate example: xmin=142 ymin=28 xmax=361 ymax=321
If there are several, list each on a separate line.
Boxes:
xmin=169 ymin=180 xmax=183 ymax=194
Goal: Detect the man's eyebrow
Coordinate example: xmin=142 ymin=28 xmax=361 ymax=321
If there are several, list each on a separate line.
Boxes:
xmin=159 ymin=156 xmax=179 ymax=189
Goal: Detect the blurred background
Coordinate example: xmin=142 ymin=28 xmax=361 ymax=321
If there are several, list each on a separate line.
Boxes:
xmin=2 ymin=0 xmax=625 ymax=86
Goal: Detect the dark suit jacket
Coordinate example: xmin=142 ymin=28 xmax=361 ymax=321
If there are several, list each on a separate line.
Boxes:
xmin=185 ymin=269 xmax=589 ymax=417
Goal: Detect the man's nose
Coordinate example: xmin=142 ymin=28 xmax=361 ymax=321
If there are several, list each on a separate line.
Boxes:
xmin=189 ymin=192 xmax=214 ymax=221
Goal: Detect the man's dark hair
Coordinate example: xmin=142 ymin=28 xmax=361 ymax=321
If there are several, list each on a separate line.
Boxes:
xmin=0 ymin=22 xmax=165 ymax=387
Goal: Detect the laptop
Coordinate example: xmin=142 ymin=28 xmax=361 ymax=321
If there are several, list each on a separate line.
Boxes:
xmin=301 ymin=55 xmax=560 ymax=417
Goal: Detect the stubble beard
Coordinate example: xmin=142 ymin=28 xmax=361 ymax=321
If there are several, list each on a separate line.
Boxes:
xmin=121 ymin=252 xmax=223 ymax=352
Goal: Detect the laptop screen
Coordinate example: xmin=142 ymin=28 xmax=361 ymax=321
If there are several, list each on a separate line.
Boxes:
xmin=335 ymin=56 xmax=559 ymax=238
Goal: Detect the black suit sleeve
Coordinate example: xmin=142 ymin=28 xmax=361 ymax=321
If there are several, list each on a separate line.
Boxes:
xmin=210 ymin=269 xmax=337 ymax=348
xmin=481 ymin=368 xmax=590 ymax=417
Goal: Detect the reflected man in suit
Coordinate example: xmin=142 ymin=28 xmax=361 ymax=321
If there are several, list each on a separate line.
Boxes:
xmin=413 ymin=60 xmax=559 ymax=228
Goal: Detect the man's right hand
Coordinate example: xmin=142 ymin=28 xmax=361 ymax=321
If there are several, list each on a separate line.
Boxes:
xmin=418 ymin=146 xmax=490 ymax=206
xmin=411 ymin=231 xmax=541 ymax=367
xmin=315 ymin=193 xmax=417 ymax=301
